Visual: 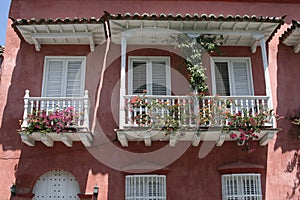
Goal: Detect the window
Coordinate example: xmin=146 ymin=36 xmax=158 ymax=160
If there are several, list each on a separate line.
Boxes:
xmin=211 ymin=58 xmax=254 ymax=96
xmin=42 ymin=56 xmax=86 ymax=97
xmin=125 ymin=175 xmax=166 ymax=200
xmin=128 ymin=57 xmax=171 ymax=95
xmin=221 ymin=174 xmax=262 ymax=200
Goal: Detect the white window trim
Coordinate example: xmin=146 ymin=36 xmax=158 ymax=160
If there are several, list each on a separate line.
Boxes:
xmin=221 ymin=173 xmax=262 ymax=200
xmin=128 ymin=56 xmax=171 ymax=95
xmin=42 ymin=56 xmax=86 ymax=97
xmin=125 ymin=174 xmax=166 ymax=200
xmin=210 ymin=57 xmax=254 ymax=96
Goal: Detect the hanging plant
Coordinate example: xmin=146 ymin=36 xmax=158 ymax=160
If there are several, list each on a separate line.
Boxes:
xmin=171 ymin=34 xmax=223 ymax=93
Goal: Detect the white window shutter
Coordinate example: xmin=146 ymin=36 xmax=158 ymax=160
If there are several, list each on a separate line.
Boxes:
xmin=215 ymin=62 xmax=230 ymax=96
xmin=66 ymin=60 xmax=83 ymax=97
xmin=43 ymin=57 xmax=85 ymax=97
xmin=132 ymin=61 xmax=147 ymax=94
xmin=231 ymin=61 xmax=253 ymax=96
xmin=44 ymin=60 xmax=64 ymax=97
xmin=152 ymin=61 xmax=167 ymax=95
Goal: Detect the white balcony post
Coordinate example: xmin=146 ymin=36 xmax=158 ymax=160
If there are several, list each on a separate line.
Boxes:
xmin=83 ymin=90 xmax=89 ymax=129
xmin=193 ymin=90 xmax=199 ymax=126
xmin=21 ymin=90 xmax=30 ymax=128
xmin=255 ymin=35 xmax=273 ymax=110
xmin=119 ymin=33 xmax=127 ymax=129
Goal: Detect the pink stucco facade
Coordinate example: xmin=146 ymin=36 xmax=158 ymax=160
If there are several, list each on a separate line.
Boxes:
xmin=1 ymin=0 xmax=300 ymax=200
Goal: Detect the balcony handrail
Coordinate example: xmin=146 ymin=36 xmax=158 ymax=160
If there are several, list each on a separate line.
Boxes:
xmin=122 ymin=95 xmax=271 ymax=129
xmin=124 ymin=95 xmax=269 ymax=99
xmin=203 ymin=95 xmax=269 ymax=99
xmin=24 ymin=96 xmax=88 ymax=101
xmin=124 ymin=95 xmax=192 ymax=99
xmin=21 ymin=90 xmax=90 ymax=131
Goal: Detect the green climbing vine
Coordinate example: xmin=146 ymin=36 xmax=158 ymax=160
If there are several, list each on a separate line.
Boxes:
xmin=172 ymin=34 xmax=223 ymax=93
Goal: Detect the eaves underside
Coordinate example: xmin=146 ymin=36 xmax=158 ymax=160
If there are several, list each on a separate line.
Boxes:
xmin=10 ymin=12 xmax=285 ymax=51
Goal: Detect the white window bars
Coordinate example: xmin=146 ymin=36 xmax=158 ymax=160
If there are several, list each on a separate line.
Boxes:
xmin=126 ymin=175 xmax=166 ymax=200
xmin=221 ymin=173 xmax=262 ymax=200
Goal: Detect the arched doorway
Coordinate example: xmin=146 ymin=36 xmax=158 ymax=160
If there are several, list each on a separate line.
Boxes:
xmin=32 ymin=170 xmax=80 ymax=200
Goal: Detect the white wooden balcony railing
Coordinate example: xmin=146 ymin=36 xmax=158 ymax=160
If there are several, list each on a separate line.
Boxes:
xmin=117 ymin=95 xmax=276 ymax=147
xmin=123 ymin=95 xmax=198 ymax=128
xmin=19 ymin=90 xmax=93 ymax=147
xmin=122 ymin=95 xmax=270 ymax=128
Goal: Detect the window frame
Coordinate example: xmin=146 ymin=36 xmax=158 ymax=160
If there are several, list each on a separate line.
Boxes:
xmin=125 ymin=174 xmax=167 ymax=200
xmin=210 ymin=57 xmax=254 ymax=96
xmin=42 ymin=56 xmax=86 ymax=97
xmin=221 ymin=173 xmax=262 ymax=200
xmin=128 ymin=56 xmax=171 ymax=95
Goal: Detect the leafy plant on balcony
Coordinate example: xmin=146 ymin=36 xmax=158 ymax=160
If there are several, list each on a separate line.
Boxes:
xmin=197 ymin=96 xmax=231 ymax=126
xmin=127 ymin=95 xmax=185 ymax=133
xmin=197 ymin=95 xmax=274 ymax=152
xmin=128 ymin=94 xmax=151 ymax=126
xmin=127 ymin=94 xmax=274 ymax=152
xmin=151 ymin=101 xmax=183 ymax=133
xmin=223 ymin=108 xmax=273 ymax=152
xmin=21 ymin=107 xmax=80 ymax=134
xmin=171 ymin=34 xmax=223 ymax=93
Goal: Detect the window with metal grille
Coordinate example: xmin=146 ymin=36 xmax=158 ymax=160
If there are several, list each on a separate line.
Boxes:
xmin=42 ymin=56 xmax=86 ymax=97
xmin=211 ymin=58 xmax=254 ymax=96
xmin=221 ymin=174 xmax=262 ymax=200
xmin=125 ymin=175 xmax=166 ymax=200
xmin=128 ymin=57 xmax=171 ymax=95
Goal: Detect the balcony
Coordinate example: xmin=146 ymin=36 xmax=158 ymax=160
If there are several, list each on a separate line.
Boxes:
xmin=18 ymin=90 xmax=93 ymax=147
xmin=116 ymin=95 xmax=277 ymax=147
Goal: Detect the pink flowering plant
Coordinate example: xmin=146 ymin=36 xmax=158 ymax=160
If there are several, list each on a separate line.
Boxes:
xmin=128 ymin=94 xmax=151 ymax=126
xmin=126 ymin=93 xmax=274 ymax=152
xmin=127 ymin=94 xmax=185 ymax=133
xmin=22 ymin=107 xmax=80 ymax=134
xmin=223 ymin=108 xmax=273 ymax=152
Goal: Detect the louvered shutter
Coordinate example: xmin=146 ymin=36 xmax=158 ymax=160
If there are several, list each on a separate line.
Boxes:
xmin=231 ymin=61 xmax=253 ymax=96
xmin=215 ymin=62 xmax=230 ymax=96
xmin=66 ymin=60 xmax=83 ymax=97
xmin=132 ymin=61 xmax=147 ymax=94
xmin=152 ymin=61 xmax=168 ymax=95
xmin=44 ymin=60 xmax=64 ymax=97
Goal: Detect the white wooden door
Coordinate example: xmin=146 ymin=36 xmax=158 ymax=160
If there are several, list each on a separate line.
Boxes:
xmin=32 ymin=170 xmax=80 ymax=200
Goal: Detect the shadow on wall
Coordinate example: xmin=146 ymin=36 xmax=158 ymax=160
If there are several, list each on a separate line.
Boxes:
xmin=285 ymin=150 xmax=300 ymax=199
xmin=275 ymin=42 xmax=300 ymax=199
xmin=0 ymin=41 xmax=42 ymax=152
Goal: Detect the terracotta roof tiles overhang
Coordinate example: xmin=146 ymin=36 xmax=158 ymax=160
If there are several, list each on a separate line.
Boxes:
xmin=11 ymin=17 xmax=107 ymax=52
xmin=107 ymin=12 xmax=284 ymax=23
xmin=10 ymin=13 xmax=285 ymax=52
xmin=105 ymin=12 xmax=285 ymax=51
xmin=280 ymin=20 xmax=300 ymax=53
xmin=11 ymin=17 xmax=104 ymax=26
